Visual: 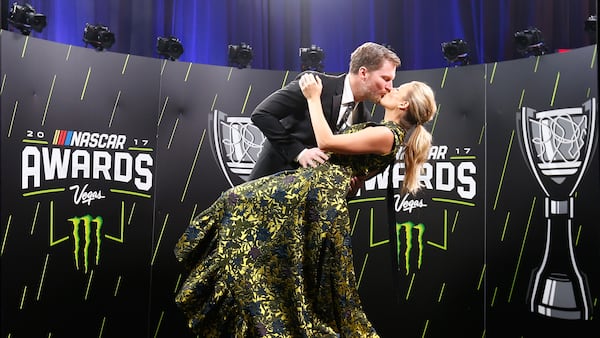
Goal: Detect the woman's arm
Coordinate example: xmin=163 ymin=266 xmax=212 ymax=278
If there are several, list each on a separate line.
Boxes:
xmin=299 ymin=73 xmax=394 ymax=155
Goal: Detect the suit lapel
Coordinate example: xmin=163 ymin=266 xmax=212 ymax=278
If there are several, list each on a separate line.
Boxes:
xmin=313 ymin=73 xmax=345 ymax=129
xmin=329 ymin=94 xmax=342 ymax=127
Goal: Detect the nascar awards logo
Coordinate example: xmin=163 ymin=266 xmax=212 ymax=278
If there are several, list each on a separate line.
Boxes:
xmin=22 ymin=129 xmax=153 ymax=196
xmin=20 ymin=128 xmax=155 ymax=273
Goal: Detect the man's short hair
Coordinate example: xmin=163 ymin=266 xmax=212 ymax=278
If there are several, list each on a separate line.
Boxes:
xmin=349 ymin=42 xmax=401 ymax=74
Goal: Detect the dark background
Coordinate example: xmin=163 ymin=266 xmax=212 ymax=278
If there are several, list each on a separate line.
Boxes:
xmin=1 ymin=0 xmax=597 ymax=72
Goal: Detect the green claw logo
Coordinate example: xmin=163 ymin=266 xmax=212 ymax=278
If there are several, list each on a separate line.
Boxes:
xmin=396 ymin=222 xmax=425 ymax=275
xmin=68 ymin=215 xmax=103 ymax=273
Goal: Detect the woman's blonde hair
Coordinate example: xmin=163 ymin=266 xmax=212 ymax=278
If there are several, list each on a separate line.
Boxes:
xmin=400 ymin=81 xmax=437 ymax=195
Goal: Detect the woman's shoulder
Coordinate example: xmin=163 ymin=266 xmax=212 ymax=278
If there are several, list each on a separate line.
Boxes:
xmin=363 ymin=121 xmax=406 ymax=149
xmin=362 ymin=120 xmax=406 ymax=133
xmin=295 ymin=71 xmax=344 ymax=82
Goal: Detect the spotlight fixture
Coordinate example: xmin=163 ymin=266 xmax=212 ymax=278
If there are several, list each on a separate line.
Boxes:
xmin=585 ymin=15 xmax=597 ymax=44
xmin=441 ymin=39 xmax=470 ymax=66
xmin=7 ymin=2 xmax=46 ymax=35
xmin=299 ymin=45 xmax=325 ymax=72
xmin=514 ymin=27 xmax=547 ymax=57
xmin=157 ymin=36 xmax=184 ymax=61
xmin=83 ymin=23 xmax=115 ymax=51
xmin=228 ymin=42 xmax=253 ymax=69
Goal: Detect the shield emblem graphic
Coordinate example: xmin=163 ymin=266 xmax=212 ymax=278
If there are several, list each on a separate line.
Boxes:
xmin=209 ymin=109 xmax=266 ymax=187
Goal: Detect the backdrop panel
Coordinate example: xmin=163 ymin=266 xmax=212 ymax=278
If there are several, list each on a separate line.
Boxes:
xmin=1 ymin=32 xmax=160 ymax=337
xmin=485 ymin=45 xmax=599 ymax=337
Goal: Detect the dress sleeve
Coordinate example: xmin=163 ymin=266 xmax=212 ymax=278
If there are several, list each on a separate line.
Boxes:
xmin=387 ymin=122 xmax=406 ymax=156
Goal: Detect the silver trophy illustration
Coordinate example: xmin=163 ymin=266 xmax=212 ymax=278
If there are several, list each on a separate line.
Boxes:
xmin=516 ymin=98 xmax=596 ymax=320
xmin=209 ymin=110 xmax=266 ymax=187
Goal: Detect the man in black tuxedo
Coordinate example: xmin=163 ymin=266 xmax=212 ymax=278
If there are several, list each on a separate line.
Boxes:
xmin=249 ymin=42 xmax=401 ymax=181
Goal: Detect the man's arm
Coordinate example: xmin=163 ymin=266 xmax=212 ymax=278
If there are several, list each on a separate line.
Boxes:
xmin=250 ymin=78 xmax=309 ymax=163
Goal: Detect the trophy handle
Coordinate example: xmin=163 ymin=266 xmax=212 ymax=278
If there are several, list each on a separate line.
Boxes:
xmin=515 ymin=108 xmax=542 ymax=188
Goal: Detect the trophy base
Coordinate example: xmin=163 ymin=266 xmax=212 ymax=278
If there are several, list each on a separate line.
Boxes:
xmin=537 ymin=305 xmax=583 ymax=320
xmin=533 ymin=273 xmax=587 ymax=320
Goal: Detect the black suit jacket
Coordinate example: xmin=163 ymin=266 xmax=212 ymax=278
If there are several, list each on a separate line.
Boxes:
xmin=249 ymin=71 xmax=370 ymax=180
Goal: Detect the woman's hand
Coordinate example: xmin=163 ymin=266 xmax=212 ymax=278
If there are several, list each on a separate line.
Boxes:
xmin=299 ymin=73 xmax=323 ymax=100
xmin=300 ymin=72 xmax=332 ymax=151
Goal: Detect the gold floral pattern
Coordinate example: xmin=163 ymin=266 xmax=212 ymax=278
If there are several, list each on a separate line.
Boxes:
xmin=174 ymin=121 xmax=405 ymax=337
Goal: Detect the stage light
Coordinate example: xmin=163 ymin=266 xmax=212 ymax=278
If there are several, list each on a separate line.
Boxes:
xmin=7 ymin=2 xmax=46 ymax=35
xmin=441 ymin=39 xmax=470 ymax=66
xmin=300 ymin=45 xmax=325 ymax=72
xmin=514 ymin=27 xmax=547 ymax=56
xmin=228 ymin=43 xmax=253 ymax=68
xmin=585 ymin=15 xmax=597 ymax=44
xmin=83 ymin=23 xmax=115 ymax=51
xmin=157 ymin=36 xmax=184 ymax=61
xmin=585 ymin=15 xmax=597 ymax=32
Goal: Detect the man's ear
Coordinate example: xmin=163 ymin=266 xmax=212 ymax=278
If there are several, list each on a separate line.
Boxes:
xmin=358 ymin=66 xmax=368 ymax=79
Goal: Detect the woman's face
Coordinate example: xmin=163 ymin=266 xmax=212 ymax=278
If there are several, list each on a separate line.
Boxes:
xmin=379 ymin=84 xmax=409 ymax=110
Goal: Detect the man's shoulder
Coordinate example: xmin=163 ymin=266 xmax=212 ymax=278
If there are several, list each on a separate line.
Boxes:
xmin=295 ymin=71 xmax=346 ymax=82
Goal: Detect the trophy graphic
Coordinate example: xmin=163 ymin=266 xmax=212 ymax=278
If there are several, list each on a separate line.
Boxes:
xmin=516 ymin=98 xmax=596 ymax=320
xmin=209 ymin=110 xmax=266 ymax=187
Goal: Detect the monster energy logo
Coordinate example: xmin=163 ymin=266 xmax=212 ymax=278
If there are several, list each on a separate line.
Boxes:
xmin=68 ymin=215 xmax=103 ymax=273
xmin=396 ymin=222 xmax=425 ymax=275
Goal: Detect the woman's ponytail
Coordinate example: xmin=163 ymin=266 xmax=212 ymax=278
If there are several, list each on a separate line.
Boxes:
xmin=402 ymin=125 xmax=432 ymax=194
xmin=399 ymin=81 xmax=436 ymax=195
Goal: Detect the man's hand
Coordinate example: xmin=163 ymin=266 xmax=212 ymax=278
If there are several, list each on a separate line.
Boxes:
xmin=347 ymin=176 xmax=366 ymax=198
xmin=298 ymin=147 xmax=329 ymax=168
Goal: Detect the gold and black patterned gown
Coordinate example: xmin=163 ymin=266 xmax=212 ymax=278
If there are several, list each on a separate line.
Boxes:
xmin=174 ymin=121 xmax=405 ymax=337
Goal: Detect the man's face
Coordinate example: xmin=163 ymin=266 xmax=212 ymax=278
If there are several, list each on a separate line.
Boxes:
xmin=361 ymin=59 xmax=397 ymax=104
